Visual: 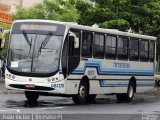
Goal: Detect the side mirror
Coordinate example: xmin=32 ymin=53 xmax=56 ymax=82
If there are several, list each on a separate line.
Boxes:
xmin=74 ymin=37 xmax=79 ymax=48
xmin=69 ymin=31 xmax=79 ymax=48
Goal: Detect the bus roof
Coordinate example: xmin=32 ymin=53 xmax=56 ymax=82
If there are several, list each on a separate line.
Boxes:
xmin=13 ymin=19 xmax=156 ymax=41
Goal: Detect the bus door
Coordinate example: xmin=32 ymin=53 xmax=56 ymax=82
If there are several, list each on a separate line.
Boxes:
xmin=67 ymin=30 xmax=80 ymax=75
xmin=61 ymin=30 xmax=80 ymax=78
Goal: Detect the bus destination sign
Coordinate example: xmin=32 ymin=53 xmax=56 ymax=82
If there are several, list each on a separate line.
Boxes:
xmin=20 ymin=24 xmax=57 ymax=32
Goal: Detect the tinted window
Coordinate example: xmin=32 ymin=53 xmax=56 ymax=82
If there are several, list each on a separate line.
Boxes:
xmin=129 ymin=38 xmax=139 ymax=61
xmin=93 ymin=34 xmax=105 ymax=58
xmin=140 ymin=40 xmax=149 ymax=61
xmin=149 ymin=41 xmax=155 ymax=62
xmin=81 ymin=31 xmax=93 ymax=57
xmin=117 ymin=37 xmax=128 ymax=60
xmin=105 ymin=35 xmax=117 ymax=59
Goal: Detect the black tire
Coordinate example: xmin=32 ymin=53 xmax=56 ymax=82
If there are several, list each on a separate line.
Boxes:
xmin=25 ymin=91 xmax=39 ymax=101
xmin=72 ymin=81 xmax=89 ymax=104
xmin=116 ymin=81 xmax=135 ymax=102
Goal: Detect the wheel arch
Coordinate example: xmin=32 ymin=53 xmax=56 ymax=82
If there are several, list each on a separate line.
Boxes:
xmin=72 ymin=75 xmax=90 ymax=104
xmin=81 ymin=75 xmax=90 ymax=90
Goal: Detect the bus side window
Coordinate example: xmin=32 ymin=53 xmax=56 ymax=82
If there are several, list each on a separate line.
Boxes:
xmin=140 ymin=40 xmax=149 ymax=62
xmin=129 ymin=38 xmax=139 ymax=61
xmin=105 ymin=35 xmax=117 ymax=59
xmin=93 ymin=33 xmax=105 ymax=59
xmin=117 ymin=37 xmax=128 ymax=60
xmin=149 ymin=41 xmax=155 ymax=62
xmin=81 ymin=31 xmax=93 ymax=58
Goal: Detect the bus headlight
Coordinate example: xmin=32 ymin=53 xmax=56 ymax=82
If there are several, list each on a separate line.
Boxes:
xmin=47 ymin=77 xmax=58 ymax=82
xmin=12 ymin=75 xmax=15 ymax=79
xmin=52 ymin=78 xmax=56 ymax=81
xmin=7 ymin=74 xmax=15 ymax=80
xmin=48 ymin=78 xmax=51 ymax=82
xmin=52 ymin=77 xmax=58 ymax=81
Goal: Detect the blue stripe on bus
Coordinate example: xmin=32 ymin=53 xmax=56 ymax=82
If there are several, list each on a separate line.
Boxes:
xmin=99 ymin=80 xmax=153 ymax=87
xmin=65 ymin=79 xmax=153 ymax=87
xmin=60 ymin=61 xmax=154 ymax=76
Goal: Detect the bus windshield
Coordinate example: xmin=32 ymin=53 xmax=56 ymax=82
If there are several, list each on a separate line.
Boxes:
xmin=8 ymin=33 xmax=63 ymax=74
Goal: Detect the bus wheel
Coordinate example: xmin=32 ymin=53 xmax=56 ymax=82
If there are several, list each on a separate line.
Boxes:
xmin=116 ymin=81 xmax=135 ymax=102
xmin=72 ymin=81 xmax=89 ymax=104
xmin=25 ymin=91 xmax=39 ymax=101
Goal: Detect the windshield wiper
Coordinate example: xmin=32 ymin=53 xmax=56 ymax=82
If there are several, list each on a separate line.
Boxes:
xmin=38 ymin=33 xmax=52 ymax=54
xmin=22 ymin=32 xmax=32 ymax=46
xmin=22 ymin=32 xmax=32 ymax=54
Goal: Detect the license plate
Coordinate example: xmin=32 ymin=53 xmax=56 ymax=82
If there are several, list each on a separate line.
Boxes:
xmin=25 ymin=84 xmax=35 ymax=88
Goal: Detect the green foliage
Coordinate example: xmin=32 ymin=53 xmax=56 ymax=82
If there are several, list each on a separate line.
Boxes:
xmin=99 ymin=19 xmax=130 ymax=31
xmin=13 ymin=4 xmax=45 ymax=19
xmin=0 ymin=34 xmax=9 ymax=59
xmin=13 ymin=0 xmax=79 ymax=22
xmin=0 ymin=48 xmax=7 ymax=59
xmin=74 ymin=0 xmax=94 ymax=25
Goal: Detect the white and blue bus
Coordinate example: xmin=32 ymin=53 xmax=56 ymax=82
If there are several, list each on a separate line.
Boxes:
xmin=5 ymin=20 xmax=156 ymax=104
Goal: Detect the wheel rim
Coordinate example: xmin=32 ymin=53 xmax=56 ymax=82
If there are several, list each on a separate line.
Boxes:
xmin=129 ymin=86 xmax=134 ymax=98
xmin=79 ymin=86 xmax=86 ymax=98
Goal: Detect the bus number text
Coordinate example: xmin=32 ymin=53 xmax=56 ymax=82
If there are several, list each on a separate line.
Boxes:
xmin=51 ymin=83 xmax=64 ymax=88
xmin=88 ymin=70 xmax=95 ymax=75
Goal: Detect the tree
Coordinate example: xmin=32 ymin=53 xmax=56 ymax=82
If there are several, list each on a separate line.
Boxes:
xmin=77 ymin=0 xmax=160 ymax=34
xmin=13 ymin=0 xmax=80 ymax=22
xmin=74 ymin=0 xmax=94 ymax=25
xmin=13 ymin=4 xmax=45 ymax=19
xmin=90 ymin=0 xmax=130 ymax=31
xmin=0 ymin=34 xmax=9 ymax=59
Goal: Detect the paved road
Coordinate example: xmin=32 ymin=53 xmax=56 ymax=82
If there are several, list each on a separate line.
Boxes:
xmin=0 ymin=83 xmax=160 ymax=120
